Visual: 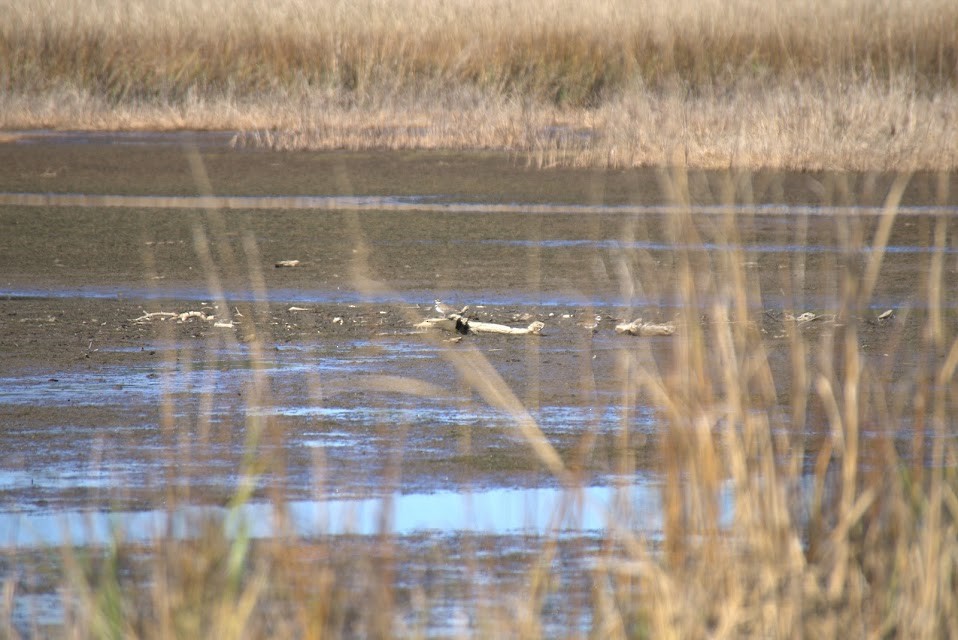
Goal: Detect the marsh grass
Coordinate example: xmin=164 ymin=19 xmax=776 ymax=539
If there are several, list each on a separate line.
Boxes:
xmin=4 ymin=154 xmax=956 ymax=637
xmin=3 ymin=0 xmax=958 ymax=169
xmin=4 ymin=0 xmax=956 ymax=100
xmin=605 ymin=171 xmax=958 ymax=637
xmin=225 ymin=77 xmax=958 ymax=171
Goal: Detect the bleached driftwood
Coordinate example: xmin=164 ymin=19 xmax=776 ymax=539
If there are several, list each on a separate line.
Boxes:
xmin=177 ymin=311 xmax=213 ymax=322
xmin=785 ymin=311 xmax=819 ymax=323
xmin=131 ymin=310 xmax=216 ymax=324
xmin=416 ymin=314 xmax=544 ymax=336
xmin=131 ymin=311 xmax=178 ymax=323
xmin=469 ymin=319 xmax=545 ymax=335
xmin=614 ymin=318 xmax=675 ymax=336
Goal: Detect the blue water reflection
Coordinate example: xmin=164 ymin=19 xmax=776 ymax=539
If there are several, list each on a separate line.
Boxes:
xmin=0 ymin=479 xmax=709 ymax=549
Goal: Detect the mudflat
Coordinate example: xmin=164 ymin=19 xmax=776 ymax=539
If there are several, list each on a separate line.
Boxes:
xmin=0 ymin=136 xmax=954 ymax=511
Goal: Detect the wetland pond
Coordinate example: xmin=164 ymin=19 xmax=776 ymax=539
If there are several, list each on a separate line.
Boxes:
xmin=1 ymin=135 xmax=956 ymax=633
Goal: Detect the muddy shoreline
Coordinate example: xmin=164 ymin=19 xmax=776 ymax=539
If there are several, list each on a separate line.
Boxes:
xmin=1 ymin=138 xmax=954 ymax=512
xmin=4 ymin=133 xmax=958 ymax=204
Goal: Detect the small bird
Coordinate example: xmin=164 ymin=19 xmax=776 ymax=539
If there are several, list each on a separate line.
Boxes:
xmin=579 ymin=314 xmax=602 ymax=334
xmin=435 ymin=299 xmax=468 ymax=317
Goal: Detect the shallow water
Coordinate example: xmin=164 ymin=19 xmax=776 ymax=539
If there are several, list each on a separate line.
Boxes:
xmin=0 ymin=479 xmax=693 ymax=549
xmin=0 ymin=140 xmax=955 ymax=634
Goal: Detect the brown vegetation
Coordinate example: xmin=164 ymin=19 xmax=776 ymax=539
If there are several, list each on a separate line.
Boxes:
xmin=2 ymin=0 xmax=958 ymax=169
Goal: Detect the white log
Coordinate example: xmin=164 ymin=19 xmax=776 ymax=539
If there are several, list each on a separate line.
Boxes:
xmin=177 ymin=311 xmax=213 ymax=322
xmin=131 ymin=311 xmax=178 ymax=323
xmin=468 ymin=319 xmax=545 ymax=335
xmin=416 ymin=315 xmax=543 ymax=336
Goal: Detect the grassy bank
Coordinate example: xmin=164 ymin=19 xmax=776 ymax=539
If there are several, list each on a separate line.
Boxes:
xmin=3 ymin=0 xmax=958 ymax=170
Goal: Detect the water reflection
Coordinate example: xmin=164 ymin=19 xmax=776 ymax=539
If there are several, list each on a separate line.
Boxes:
xmin=0 ymin=479 xmax=698 ymax=549
xmin=1 ymin=190 xmax=954 ymax=217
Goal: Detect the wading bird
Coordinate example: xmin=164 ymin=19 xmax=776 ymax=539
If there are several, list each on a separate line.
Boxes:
xmin=434 ymin=299 xmax=468 ymax=317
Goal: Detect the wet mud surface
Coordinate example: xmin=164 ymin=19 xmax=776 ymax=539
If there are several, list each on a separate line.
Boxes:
xmin=2 ymin=140 xmax=955 ymax=509
xmin=3 ymin=133 xmax=958 ymax=205
xmin=0 ymin=295 xmax=666 ymax=509
xmin=1 ymin=136 xmax=956 ymax=632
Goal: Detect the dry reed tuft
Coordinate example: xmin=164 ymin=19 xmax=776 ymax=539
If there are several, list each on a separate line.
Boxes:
xmin=584 ymin=169 xmax=958 ymax=637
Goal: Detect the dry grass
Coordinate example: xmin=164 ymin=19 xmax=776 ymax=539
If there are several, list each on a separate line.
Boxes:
xmin=3 ymin=0 xmax=956 ymax=99
xmin=592 ymin=170 xmax=958 ymax=637
xmin=3 ymin=0 xmax=958 ymax=169
xmin=227 ymin=78 xmax=958 ymax=171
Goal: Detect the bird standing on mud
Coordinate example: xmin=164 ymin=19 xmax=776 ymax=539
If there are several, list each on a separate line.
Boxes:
xmin=434 ymin=299 xmax=468 ymax=317
xmin=431 ymin=299 xmax=471 ymax=334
